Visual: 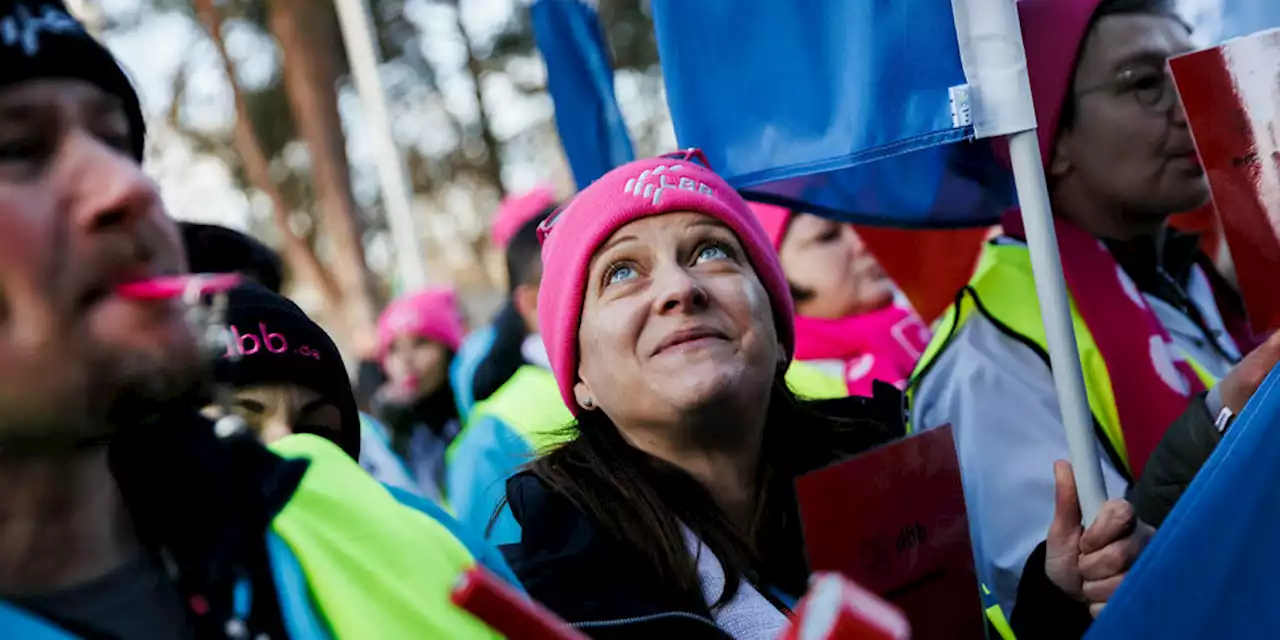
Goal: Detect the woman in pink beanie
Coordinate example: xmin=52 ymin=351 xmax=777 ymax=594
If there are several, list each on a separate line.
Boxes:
xmin=748 ymin=203 xmax=931 ymax=397
xmin=500 ymin=150 xmax=909 ymax=638
xmin=372 ymin=286 xmax=466 ymax=502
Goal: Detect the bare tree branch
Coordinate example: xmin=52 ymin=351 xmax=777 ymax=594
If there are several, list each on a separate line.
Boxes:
xmin=193 ymin=0 xmax=342 ymax=305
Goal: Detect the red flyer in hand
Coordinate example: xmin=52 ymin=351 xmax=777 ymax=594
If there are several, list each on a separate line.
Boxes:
xmin=1171 ymin=28 xmax=1280 ymax=334
xmin=795 ymin=426 xmax=984 ymax=639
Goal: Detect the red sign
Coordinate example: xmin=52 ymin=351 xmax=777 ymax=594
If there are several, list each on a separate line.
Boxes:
xmin=796 ymin=426 xmax=984 ymax=639
xmin=1171 ymin=29 xmax=1280 ymax=334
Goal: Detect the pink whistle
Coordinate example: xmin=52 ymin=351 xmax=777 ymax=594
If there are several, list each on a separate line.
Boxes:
xmin=115 ymin=274 xmax=242 ymax=301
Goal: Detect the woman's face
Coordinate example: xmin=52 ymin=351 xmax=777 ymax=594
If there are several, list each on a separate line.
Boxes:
xmin=575 ymin=211 xmax=781 ymax=427
xmin=204 ymin=383 xmax=343 ymax=445
xmin=381 ymin=335 xmax=449 ymax=397
xmin=778 ymin=214 xmax=895 ymax=319
xmin=1054 ymin=14 xmax=1204 ymax=226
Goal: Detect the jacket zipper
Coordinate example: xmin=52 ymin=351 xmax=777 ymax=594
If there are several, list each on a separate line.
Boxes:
xmin=573 ymin=611 xmax=724 ymax=631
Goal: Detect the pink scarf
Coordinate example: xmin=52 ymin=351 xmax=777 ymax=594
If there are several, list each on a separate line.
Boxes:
xmin=793 ymin=305 xmax=931 ymax=397
xmin=1002 ymin=211 xmax=1206 ymax=478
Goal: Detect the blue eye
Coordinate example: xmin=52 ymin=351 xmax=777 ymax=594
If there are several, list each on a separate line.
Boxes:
xmin=695 ymin=244 xmax=730 ymax=263
xmin=605 ymin=263 xmax=638 ymax=286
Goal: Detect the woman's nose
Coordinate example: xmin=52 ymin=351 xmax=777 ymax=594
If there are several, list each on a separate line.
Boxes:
xmin=652 ymin=264 xmax=708 ymax=315
xmin=260 ymin=417 xmax=295 ymax=445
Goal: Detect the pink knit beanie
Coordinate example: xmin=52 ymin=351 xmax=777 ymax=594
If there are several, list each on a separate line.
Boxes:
xmin=537 ymin=149 xmax=796 ymax=414
xmin=376 ymin=287 xmax=465 ymax=361
xmin=491 ymin=184 xmax=558 ymax=249
xmin=1013 ymin=0 xmax=1107 ymax=168
xmin=748 ymin=202 xmax=793 ymax=251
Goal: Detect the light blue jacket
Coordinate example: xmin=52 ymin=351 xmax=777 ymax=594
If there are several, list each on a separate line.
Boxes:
xmin=446 ymin=365 xmax=573 ymax=546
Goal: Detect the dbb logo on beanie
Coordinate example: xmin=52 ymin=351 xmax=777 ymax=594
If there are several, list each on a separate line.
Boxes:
xmin=1 ymin=4 xmax=84 ymax=57
xmin=224 ymin=323 xmax=321 ymax=361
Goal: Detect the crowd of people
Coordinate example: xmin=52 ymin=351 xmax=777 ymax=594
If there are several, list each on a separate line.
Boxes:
xmin=2 ymin=0 xmax=1277 ymax=638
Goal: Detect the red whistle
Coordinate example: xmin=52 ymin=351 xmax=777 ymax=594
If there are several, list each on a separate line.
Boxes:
xmin=115 ymin=274 xmax=242 ymax=301
xmin=451 ymin=566 xmax=590 ymax=640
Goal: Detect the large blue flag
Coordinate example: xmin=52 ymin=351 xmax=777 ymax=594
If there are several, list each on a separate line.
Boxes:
xmin=650 ymin=0 xmax=1018 ymax=228
xmin=530 ymin=0 xmax=635 ymax=189
xmin=1085 ymin=363 xmax=1280 ymax=638
xmin=651 ymin=0 xmax=1280 ymax=229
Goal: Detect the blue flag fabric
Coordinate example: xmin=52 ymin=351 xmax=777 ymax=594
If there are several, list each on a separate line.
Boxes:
xmin=650 ymin=0 xmax=1016 ymax=228
xmin=1185 ymin=0 xmax=1280 ymax=43
xmin=530 ymin=0 xmax=635 ymax=189
xmin=1084 ymin=363 xmax=1280 ymax=638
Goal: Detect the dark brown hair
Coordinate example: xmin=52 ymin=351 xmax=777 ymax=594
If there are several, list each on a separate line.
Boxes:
xmin=524 ymin=374 xmax=892 ymax=606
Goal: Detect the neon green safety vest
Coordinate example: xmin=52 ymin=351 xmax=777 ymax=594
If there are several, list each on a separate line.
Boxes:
xmin=908 ymin=242 xmax=1217 ymax=475
xmin=456 ymin=365 xmax=575 ymax=460
xmin=983 ymin=583 xmax=1015 ymax=640
xmin=269 ymin=435 xmax=501 ymax=639
xmin=785 ymin=359 xmax=851 ymax=400
xmin=908 ymin=243 xmax=1220 ymax=640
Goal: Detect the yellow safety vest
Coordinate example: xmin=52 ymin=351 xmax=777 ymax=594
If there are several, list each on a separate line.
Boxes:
xmin=269 ymin=434 xmax=500 ymax=639
xmin=786 ymin=359 xmax=852 ymax=400
xmin=908 ymin=242 xmax=1217 ymax=476
xmin=457 ymin=365 xmax=576 ymax=458
xmin=983 ymin=583 xmax=1015 ymax=640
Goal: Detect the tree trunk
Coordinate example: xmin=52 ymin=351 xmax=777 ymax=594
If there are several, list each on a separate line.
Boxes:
xmin=455 ymin=7 xmax=506 ymax=197
xmin=193 ymin=0 xmax=341 ymax=306
xmin=268 ymin=0 xmax=381 ymax=353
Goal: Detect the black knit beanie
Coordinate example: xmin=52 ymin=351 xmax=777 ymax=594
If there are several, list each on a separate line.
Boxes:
xmin=0 ymin=0 xmax=146 ymax=161
xmin=214 ymin=283 xmax=361 ymax=459
xmin=181 ymin=223 xmax=285 ymax=294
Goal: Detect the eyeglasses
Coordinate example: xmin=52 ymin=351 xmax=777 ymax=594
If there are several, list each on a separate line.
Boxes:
xmin=1076 ymin=66 xmax=1178 ymax=113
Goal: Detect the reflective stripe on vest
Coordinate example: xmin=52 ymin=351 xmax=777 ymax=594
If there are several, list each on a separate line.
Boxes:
xmin=908 ymin=243 xmax=1218 ymax=476
xmin=785 ymin=360 xmax=851 ymax=400
xmin=982 ymin=583 xmax=1016 ymax=640
xmin=269 ymin=434 xmax=501 ymax=639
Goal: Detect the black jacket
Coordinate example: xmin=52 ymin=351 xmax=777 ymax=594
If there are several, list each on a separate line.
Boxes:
xmin=1127 ymin=393 xmax=1223 ymax=528
xmin=27 ymin=410 xmax=310 ymax=640
xmin=501 ymin=387 xmax=1083 ymax=638
xmin=500 ymin=389 xmax=906 ymax=639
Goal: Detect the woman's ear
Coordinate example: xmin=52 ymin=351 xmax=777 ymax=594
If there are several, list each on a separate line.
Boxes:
xmin=573 ymin=380 xmax=597 ymax=411
xmin=1049 ymin=133 xmax=1075 ymax=182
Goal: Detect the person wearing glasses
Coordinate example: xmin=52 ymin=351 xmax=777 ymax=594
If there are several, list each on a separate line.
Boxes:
xmin=910 ymin=0 xmax=1280 ymax=634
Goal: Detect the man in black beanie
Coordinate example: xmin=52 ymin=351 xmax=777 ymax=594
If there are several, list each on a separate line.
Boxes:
xmin=0 ymin=3 xmax=521 ymax=637
xmin=180 ymin=222 xmax=285 ymax=294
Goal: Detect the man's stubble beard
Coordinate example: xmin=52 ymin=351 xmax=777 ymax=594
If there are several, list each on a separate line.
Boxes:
xmin=0 ymin=338 xmax=212 ymax=451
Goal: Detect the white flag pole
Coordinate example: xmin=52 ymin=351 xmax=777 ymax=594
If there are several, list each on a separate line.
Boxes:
xmin=333 ymin=0 xmax=429 ymax=291
xmin=952 ymin=0 xmax=1107 ymax=524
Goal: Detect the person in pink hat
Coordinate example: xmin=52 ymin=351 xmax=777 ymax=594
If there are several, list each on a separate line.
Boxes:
xmin=907 ymin=0 xmax=1280 ymax=633
xmin=372 ymin=286 xmax=467 ymax=503
xmin=750 ymin=203 xmax=931 ymax=397
xmin=495 ymin=150 xmax=1082 ymax=638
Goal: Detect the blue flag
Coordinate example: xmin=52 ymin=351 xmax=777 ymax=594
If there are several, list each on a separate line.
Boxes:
xmin=651 ymin=0 xmax=1280 ymax=229
xmin=530 ymin=0 xmax=635 ymax=189
xmin=1183 ymin=0 xmax=1280 ymax=43
xmin=1084 ymin=362 xmax=1280 ymax=637
xmin=650 ymin=0 xmax=1017 ymax=228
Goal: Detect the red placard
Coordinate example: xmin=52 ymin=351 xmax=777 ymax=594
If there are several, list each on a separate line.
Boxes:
xmin=796 ymin=426 xmax=983 ymax=639
xmin=1171 ymin=29 xmax=1280 ymax=334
